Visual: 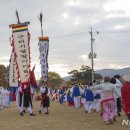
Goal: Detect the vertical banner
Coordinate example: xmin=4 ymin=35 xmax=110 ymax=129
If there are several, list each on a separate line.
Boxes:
xmin=10 ymin=23 xmax=31 ymax=87
xmin=38 ymin=37 xmax=49 ymax=82
xmin=9 ymin=51 xmax=18 ymax=87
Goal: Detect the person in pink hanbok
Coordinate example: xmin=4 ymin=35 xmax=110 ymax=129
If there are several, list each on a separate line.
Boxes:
xmin=89 ymin=76 xmax=121 ymax=125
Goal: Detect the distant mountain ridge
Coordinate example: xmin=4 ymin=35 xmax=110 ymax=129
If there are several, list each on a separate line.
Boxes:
xmin=95 ymin=67 xmax=130 ymax=77
xmin=63 ymin=67 xmax=130 ymax=81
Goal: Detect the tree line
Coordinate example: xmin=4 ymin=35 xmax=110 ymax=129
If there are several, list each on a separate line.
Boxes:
xmin=0 ymin=64 xmax=102 ymax=88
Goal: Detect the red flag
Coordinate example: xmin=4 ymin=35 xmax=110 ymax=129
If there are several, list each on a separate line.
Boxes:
xmin=122 ymin=82 xmax=130 ymax=114
xmin=30 ymin=66 xmax=38 ymax=88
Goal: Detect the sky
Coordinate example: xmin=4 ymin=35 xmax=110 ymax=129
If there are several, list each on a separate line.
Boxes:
xmin=0 ymin=0 xmax=130 ymax=79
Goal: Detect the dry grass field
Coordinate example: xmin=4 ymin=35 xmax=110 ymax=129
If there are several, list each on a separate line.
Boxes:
xmin=0 ymin=101 xmax=129 ymax=130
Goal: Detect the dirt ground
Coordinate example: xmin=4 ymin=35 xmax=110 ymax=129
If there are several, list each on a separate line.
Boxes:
xmin=0 ymin=101 xmax=129 ymax=130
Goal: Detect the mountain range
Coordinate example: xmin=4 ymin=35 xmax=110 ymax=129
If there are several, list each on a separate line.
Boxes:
xmin=63 ymin=67 xmax=130 ymax=81
xmin=96 ymin=67 xmax=130 ymax=77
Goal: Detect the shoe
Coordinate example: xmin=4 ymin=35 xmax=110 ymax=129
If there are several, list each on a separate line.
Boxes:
xmin=105 ymin=122 xmax=111 ymax=125
xmin=85 ymin=110 xmax=88 ymax=114
xmin=20 ymin=112 xmax=24 ymax=116
xmin=93 ymin=109 xmax=96 ymax=112
xmin=23 ymin=110 xmax=26 ymax=113
xmin=45 ymin=112 xmax=49 ymax=114
xmin=108 ymin=119 xmax=113 ymax=124
xmin=117 ymin=112 xmax=121 ymax=117
xmin=39 ymin=109 xmax=41 ymax=114
xmin=30 ymin=113 xmax=36 ymax=116
xmin=113 ymin=116 xmax=116 ymax=121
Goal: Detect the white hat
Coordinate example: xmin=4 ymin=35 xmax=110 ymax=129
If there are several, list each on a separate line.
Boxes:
xmin=123 ymin=74 xmax=130 ymax=82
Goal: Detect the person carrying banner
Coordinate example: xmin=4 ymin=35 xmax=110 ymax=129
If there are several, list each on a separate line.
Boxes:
xmin=19 ymin=85 xmax=35 ymax=116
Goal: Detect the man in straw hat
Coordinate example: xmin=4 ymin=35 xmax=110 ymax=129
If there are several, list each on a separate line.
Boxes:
xmin=122 ymin=74 xmax=130 ymax=121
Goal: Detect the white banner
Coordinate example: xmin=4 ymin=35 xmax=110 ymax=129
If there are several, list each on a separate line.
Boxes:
xmin=12 ymin=30 xmax=30 ymax=83
xmin=38 ymin=37 xmax=49 ymax=82
xmin=9 ymin=51 xmax=18 ymax=87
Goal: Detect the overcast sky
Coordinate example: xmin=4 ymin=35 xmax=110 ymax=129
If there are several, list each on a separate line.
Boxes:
xmin=0 ymin=0 xmax=130 ymax=78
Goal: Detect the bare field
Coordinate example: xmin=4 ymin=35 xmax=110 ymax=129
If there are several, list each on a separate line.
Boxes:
xmin=0 ymin=101 xmax=129 ymax=130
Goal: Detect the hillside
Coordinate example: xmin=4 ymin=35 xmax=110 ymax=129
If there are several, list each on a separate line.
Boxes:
xmin=63 ymin=67 xmax=130 ymax=81
xmin=96 ymin=67 xmax=130 ymax=77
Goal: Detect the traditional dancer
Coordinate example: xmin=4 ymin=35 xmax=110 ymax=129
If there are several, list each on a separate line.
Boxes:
xmin=4 ymin=88 xmax=10 ymax=108
xmin=114 ymin=75 xmax=122 ymax=116
xmin=0 ymin=86 xmax=4 ymax=110
xmin=93 ymin=89 xmax=101 ymax=112
xmin=72 ymin=84 xmax=81 ymax=109
xmin=16 ymin=85 xmax=22 ymax=110
xmin=19 ymin=85 xmax=36 ymax=116
xmin=58 ymin=87 xmax=64 ymax=104
xmin=39 ymin=84 xmax=50 ymax=114
xmin=82 ymin=83 xmax=94 ymax=113
xmin=90 ymin=76 xmax=121 ymax=125
xmin=67 ymin=86 xmax=74 ymax=106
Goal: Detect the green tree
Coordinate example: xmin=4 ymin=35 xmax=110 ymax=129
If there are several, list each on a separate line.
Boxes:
xmin=68 ymin=70 xmax=79 ymax=80
xmin=39 ymin=71 xmax=64 ymax=88
xmin=68 ymin=65 xmax=102 ymax=84
xmin=0 ymin=65 xmax=8 ymax=87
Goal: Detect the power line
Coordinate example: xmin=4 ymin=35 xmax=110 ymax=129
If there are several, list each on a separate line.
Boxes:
xmin=1 ymin=29 xmax=130 ymax=42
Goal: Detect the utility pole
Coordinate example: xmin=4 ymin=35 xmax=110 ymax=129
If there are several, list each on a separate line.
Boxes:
xmin=89 ymin=27 xmax=99 ymax=83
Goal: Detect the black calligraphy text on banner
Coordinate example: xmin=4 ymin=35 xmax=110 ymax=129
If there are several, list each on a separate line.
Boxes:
xmin=10 ymin=24 xmax=31 ymax=87
xmin=9 ymin=51 xmax=18 ymax=87
xmin=38 ymin=37 xmax=49 ymax=82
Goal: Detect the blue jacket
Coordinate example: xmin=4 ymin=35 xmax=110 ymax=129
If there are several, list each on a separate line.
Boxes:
xmin=94 ymin=94 xmax=101 ymax=99
xmin=84 ymin=89 xmax=94 ymax=101
xmin=72 ymin=85 xmax=80 ymax=97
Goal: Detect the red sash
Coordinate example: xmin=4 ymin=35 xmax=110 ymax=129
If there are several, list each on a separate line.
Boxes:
xmin=100 ymin=98 xmax=114 ymax=116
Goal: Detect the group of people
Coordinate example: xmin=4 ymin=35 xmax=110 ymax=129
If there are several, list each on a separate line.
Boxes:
xmin=0 ymin=86 xmax=10 ymax=110
xmin=50 ymin=74 xmax=130 ymax=125
xmin=16 ymin=83 xmax=50 ymax=116
xmin=1 ymin=74 xmax=130 ymax=126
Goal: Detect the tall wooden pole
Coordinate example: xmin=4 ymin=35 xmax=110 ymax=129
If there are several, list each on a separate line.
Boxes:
xmin=16 ymin=10 xmax=20 ymax=24
xmin=38 ymin=13 xmax=43 ymax=37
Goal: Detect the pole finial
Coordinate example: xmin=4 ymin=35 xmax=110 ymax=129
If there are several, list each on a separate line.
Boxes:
xmin=16 ymin=9 xmax=20 ymax=24
xmin=38 ymin=12 xmax=43 ymax=37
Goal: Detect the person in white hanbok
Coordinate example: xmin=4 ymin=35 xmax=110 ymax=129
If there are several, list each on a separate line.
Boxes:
xmin=114 ymin=75 xmax=122 ymax=116
xmin=2 ymin=88 xmax=6 ymax=107
xmin=89 ymin=77 xmax=121 ymax=124
xmin=0 ymin=86 xmax=4 ymax=110
xmin=4 ymin=88 xmax=10 ymax=108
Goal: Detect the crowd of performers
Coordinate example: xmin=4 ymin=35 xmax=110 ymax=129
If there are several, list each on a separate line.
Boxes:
xmin=50 ymin=74 xmax=130 ymax=125
xmin=15 ymin=83 xmax=50 ymax=116
xmin=0 ymin=74 xmax=130 ymax=125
